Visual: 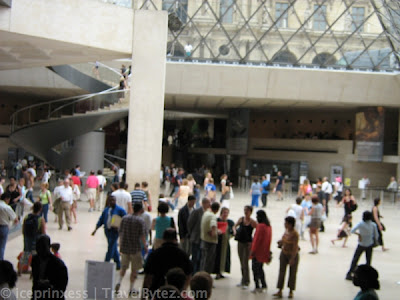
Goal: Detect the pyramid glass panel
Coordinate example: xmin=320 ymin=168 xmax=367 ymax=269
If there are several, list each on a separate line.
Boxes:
xmin=121 ymin=0 xmax=400 ymax=71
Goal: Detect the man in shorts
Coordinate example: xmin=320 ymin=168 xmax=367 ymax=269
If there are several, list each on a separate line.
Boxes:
xmin=116 ymin=202 xmax=147 ymax=296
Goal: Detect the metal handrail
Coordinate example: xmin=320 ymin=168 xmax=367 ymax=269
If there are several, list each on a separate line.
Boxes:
xmin=48 ymin=87 xmax=119 ymax=117
xmin=10 ymin=87 xmax=129 ymax=133
xmin=104 ymin=153 xmax=127 ymax=162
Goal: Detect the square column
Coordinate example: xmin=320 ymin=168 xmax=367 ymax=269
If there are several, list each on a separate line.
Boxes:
xmin=126 ymin=10 xmax=168 ymax=204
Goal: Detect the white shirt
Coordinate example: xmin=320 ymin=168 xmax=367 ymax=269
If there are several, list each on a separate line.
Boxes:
xmin=359 ymin=178 xmax=370 ymax=189
xmin=53 ymin=185 xmax=62 ymax=199
xmin=184 ymin=44 xmax=193 ymax=52
xmin=141 ymin=211 xmax=152 ymax=234
xmin=0 ymin=200 xmax=17 ymax=226
xmin=27 ymin=167 xmax=36 ymax=178
xmin=42 ymin=171 xmax=51 ymax=183
xmin=97 ymin=175 xmax=107 ymax=189
xmin=334 ymin=181 xmax=343 ymax=193
xmin=289 ymin=204 xmax=303 ymax=220
xmin=112 ymin=189 xmax=131 ymax=212
xmin=322 ymin=181 xmax=333 ymax=194
xmin=59 ymin=186 xmax=73 ymax=204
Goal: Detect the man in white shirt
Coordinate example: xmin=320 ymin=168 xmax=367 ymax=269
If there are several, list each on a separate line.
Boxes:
xmin=321 ymin=177 xmax=333 ymax=217
xmin=0 ymin=193 xmax=18 ymax=260
xmin=58 ymin=178 xmax=73 ymax=231
xmin=359 ymin=176 xmax=370 ymax=200
xmin=96 ymin=170 xmax=107 ymax=211
xmin=112 ymin=182 xmax=133 ymax=214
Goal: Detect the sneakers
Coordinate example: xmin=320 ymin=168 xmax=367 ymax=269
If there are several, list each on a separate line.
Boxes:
xmin=251 ymin=288 xmax=263 ymax=294
xmin=67 ymin=226 xmax=72 ymax=231
xmin=236 ymin=283 xmax=243 ymax=288
xmin=241 ymin=285 xmax=249 ymax=290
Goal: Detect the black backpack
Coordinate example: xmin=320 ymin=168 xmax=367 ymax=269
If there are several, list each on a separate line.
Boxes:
xmin=23 ymin=214 xmax=40 ymax=237
xmin=264 ymin=181 xmax=270 ymax=191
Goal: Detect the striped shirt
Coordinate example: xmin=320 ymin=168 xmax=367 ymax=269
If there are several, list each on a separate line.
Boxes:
xmin=130 ymin=189 xmax=147 ymax=204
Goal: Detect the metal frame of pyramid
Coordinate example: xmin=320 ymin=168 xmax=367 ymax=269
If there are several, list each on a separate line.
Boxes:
xmin=105 ymin=0 xmax=400 ymax=71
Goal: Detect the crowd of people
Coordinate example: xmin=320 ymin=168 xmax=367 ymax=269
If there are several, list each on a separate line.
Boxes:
xmin=0 ymin=161 xmax=389 ymax=300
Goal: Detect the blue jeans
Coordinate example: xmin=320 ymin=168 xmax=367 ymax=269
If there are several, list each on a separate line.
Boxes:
xmin=41 ymin=203 xmax=49 ymax=223
xmin=0 ymin=225 xmax=9 ymax=260
xmin=26 ymin=190 xmax=34 ymax=203
xmin=105 ymin=229 xmax=120 ymax=268
xmin=251 ymin=194 xmax=260 ymax=207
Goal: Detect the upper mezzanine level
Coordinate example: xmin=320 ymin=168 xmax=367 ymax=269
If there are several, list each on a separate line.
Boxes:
xmin=1 ymin=0 xmax=400 ymax=111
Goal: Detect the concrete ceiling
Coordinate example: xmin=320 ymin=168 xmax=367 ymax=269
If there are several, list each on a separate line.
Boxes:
xmin=0 ymin=31 xmax=127 ymax=70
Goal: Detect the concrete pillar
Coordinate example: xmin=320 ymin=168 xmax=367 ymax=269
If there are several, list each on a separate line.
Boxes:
xmin=397 ymin=109 xmax=400 ymax=181
xmin=60 ymin=131 xmax=105 ymax=174
xmin=126 ymin=10 xmax=168 ymax=203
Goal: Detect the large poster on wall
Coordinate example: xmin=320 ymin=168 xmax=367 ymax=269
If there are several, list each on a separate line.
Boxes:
xmin=227 ymin=109 xmax=249 ymax=155
xmin=355 ymin=107 xmax=385 ymax=162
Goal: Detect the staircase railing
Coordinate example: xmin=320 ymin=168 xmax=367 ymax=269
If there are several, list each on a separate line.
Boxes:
xmin=10 ymin=87 xmax=129 ymax=133
xmin=70 ymin=61 xmax=122 ymax=87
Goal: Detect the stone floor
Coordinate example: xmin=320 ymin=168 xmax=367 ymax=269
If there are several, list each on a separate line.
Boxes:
xmin=4 ymin=190 xmax=400 ymax=300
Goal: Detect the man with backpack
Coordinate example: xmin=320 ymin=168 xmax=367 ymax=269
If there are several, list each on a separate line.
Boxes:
xmin=19 ymin=202 xmax=46 ymax=275
xmin=23 ymin=202 xmax=46 ymax=253
xmin=261 ymin=175 xmax=270 ymax=208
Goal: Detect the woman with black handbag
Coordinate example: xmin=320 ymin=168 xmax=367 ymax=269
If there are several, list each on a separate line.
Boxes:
xmin=338 ymin=188 xmax=357 ymax=218
xmin=372 ymin=198 xmax=388 ymax=252
xmin=234 ymin=205 xmax=257 ymax=290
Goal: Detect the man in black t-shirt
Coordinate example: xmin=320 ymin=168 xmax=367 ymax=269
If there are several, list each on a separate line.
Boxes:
xmin=142 ymin=228 xmax=192 ymax=297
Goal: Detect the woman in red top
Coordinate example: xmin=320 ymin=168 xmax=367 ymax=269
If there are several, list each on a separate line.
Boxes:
xmin=250 ymin=210 xmax=272 ymax=293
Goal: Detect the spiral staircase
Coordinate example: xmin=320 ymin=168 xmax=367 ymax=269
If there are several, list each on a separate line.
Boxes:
xmin=9 ymin=62 xmax=130 ymax=168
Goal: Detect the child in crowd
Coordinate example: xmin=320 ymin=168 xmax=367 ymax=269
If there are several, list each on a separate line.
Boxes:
xmin=331 ymin=215 xmax=352 ymax=247
xmin=50 ymin=243 xmax=61 ymax=258
xmin=158 ymin=193 xmax=175 ymax=211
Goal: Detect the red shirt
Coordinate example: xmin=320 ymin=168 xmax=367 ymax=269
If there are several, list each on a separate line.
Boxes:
xmin=71 ymin=176 xmax=81 ymax=186
xmin=250 ymin=223 xmax=272 ymax=263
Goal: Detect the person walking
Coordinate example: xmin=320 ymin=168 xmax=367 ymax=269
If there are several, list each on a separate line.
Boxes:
xmin=249 ymin=178 xmax=261 ymax=207
xmin=274 ymin=171 xmax=285 ymax=201
xmin=371 ymin=198 xmax=388 ymax=252
xmin=273 ymin=216 xmax=299 ymax=299
xmin=92 ymin=195 xmax=127 ymax=270
xmin=235 ymin=205 xmax=257 ymax=290
xmin=308 ymin=196 xmax=324 ymax=254
xmin=261 ymin=175 xmax=270 ymax=208
xmin=58 ymin=178 xmax=73 ymax=231
xmin=86 ymin=171 xmax=99 ymax=212
xmin=152 ymin=202 xmax=175 ymax=250
xmin=250 ymin=210 xmax=272 ymax=293
xmin=352 ymin=264 xmax=380 ymax=300
xmin=112 ymin=182 xmax=133 ymax=214
xmin=96 ymin=170 xmax=107 ymax=211
xmin=38 ymin=182 xmax=52 ymax=223
xmin=345 ymin=211 xmax=379 ymax=281
xmin=0 ymin=193 xmax=18 ymax=260
xmin=115 ymin=203 xmax=148 ymax=296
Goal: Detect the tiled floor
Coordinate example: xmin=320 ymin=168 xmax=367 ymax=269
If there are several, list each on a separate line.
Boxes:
xmin=4 ymin=190 xmax=400 ymax=299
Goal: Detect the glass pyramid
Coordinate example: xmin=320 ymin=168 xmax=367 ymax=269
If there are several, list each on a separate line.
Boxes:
xmin=104 ymin=0 xmax=400 ymax=71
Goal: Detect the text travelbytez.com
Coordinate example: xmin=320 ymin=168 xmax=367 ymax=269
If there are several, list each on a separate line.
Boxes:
xmin=2 ymin=288 xmax=207 ymax=299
